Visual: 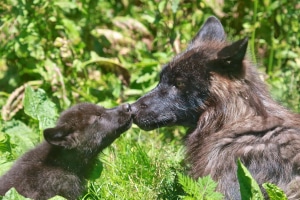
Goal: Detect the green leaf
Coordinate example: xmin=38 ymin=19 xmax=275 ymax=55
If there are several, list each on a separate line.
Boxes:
xmin=1 ymin=188 xmax=31 ymax=200
xmin=178 ymin=173 xmax=223 ymax=200
xmin=262 ymin=183 xmax=287 ymax=200
xmin=198 ymin=176 xmax=223 ymax=200
xmin=2 ymin=120 xmax=36 ymax=157
xmin=23 ymin=86 xmax=58 ymax=130
xmin=48 ymin=196 xmax=67 ymax=200
xmin=158 ymin=0 xmax=167 ymax=13
xmin=178 ymin=173 xmax=198 ymax=198
xmin=237 ymin=159 xmax=264 ymax=200
xmin=83 ymin=52 xmax=130 ymax=86
xmin=54 ymin=1 xmax=78 ymax=11
xmin=61 ymin=18 xmax=81 ymax=44
xmin=171 ymin=0 xmax=180 ymax=13
xmin=87 ymin=159 xmax=103 ymax=181
xmin=0 ymin=132 xmax=11 ymax=153
xmin=0 ymin=161 xmax=14 ymax=177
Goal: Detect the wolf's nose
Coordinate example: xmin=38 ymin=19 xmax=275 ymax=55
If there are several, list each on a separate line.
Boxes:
xmin=122 ymin=103 xmax=131 ymax=112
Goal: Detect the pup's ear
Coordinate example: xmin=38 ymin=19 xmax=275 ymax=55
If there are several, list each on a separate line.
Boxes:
xmin=187 ymin=16 xmax=226 ymax=50
xmin=212 ymin=37 xmax=248 ymax=76
xmin=44 ymin=126 xmax=74 ymax=148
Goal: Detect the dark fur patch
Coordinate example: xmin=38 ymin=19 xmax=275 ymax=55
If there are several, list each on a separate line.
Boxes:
xmin=0 ymin=103 xmax=132 ymax=199
xmin=131 ymin=16 xmax=300 ymax=199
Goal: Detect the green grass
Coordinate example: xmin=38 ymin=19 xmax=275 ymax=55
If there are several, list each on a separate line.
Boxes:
xmin=82 ymin=127 xmax=185 ymax=199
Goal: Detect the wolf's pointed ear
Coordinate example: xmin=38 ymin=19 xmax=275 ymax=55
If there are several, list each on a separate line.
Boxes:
xmin=44 ymin=126 xmax=74 ymax=148
xmin=218 ymin=37 xmax=248 ymax=62
xmin=187 ymin=16 xmax=226 ymax=50
xmin=213 ymin=37 xmax=248 ymax=76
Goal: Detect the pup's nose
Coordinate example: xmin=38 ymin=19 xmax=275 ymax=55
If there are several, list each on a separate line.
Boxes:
xmin=122 ymin=103 xmax=131 ymax=112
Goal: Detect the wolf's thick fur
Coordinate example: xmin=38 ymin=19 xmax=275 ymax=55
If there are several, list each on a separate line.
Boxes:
xmin=131 ymin=16 xmax=300 ymax=199
xmin=0 ymin=103 xmax=132 ymax=199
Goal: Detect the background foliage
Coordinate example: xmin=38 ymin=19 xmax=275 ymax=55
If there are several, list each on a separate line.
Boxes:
xmin=0 ymin=0 xmax=299 ymax=199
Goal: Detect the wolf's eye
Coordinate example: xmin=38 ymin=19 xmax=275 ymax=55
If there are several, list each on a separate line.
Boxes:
xmin=175 ymin=79 xmax=185 ymax=88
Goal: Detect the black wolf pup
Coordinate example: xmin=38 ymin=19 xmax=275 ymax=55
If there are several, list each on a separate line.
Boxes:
xmin=0 ymin=103 xmax=132 ymax=199
xmin=131 ymin=16 xmax=300 ymax=199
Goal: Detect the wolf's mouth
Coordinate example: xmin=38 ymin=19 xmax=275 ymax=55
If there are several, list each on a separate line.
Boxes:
xmin=131 ymin=108 xmax=178 ymax=131
xmin=123 ymin=118 xmax=133 ymax=130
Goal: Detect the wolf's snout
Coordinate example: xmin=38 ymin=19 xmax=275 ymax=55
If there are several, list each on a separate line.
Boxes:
xmin=122 ymin=103 xmax=131 ymax=112
xmin=130 ymin=100 xmax=148 ymax=112
xmin=130 ymin=101 xmax=142 ymax=117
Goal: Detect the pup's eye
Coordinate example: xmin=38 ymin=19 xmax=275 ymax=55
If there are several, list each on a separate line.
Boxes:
xmin=175 ymin=79 xmax=185 ymax=88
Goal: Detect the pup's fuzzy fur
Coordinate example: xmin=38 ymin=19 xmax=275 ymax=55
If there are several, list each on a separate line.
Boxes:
xmin=0 ymin=103 xmax=132 ymax=199
xmin=131 ymin=16 xmax=300 ymax=199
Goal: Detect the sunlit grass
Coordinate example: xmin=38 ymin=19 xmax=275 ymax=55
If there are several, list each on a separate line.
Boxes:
xmin=82 ymin=127 xmax=186 ymax=199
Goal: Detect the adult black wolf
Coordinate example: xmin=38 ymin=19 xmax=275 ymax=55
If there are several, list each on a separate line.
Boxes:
xmin=131 ymin=16 xmax=300 ymax=199
xmin=0 ymin=103 xmax=132 ymax=199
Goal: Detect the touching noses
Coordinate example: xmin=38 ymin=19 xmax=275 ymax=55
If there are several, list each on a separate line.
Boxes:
xmin=122 ymin=103 xmax=131 ymax=112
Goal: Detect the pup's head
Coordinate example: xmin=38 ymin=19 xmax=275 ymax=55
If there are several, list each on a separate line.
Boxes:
xmin=43 ymin=103 xmax=132 ymax=152
xmin=131 ymin=16 xmax=249 ymax=130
